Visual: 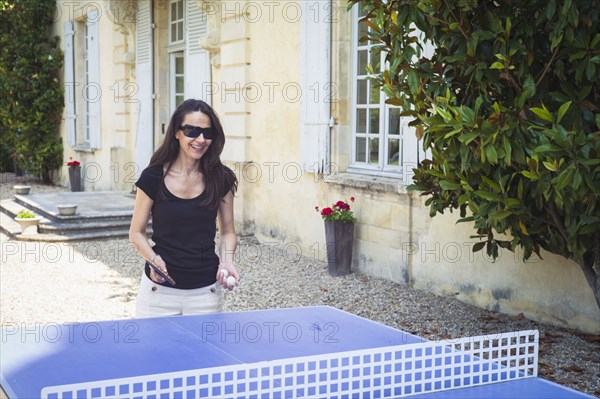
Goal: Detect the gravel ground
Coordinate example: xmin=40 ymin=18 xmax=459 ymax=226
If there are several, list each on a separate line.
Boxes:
xmin=1 ymin=173 xmax=599 ymax=397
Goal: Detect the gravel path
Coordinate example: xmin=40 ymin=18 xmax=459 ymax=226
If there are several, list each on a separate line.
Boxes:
xmin=1 ymin=173 xmax=599 ymax=397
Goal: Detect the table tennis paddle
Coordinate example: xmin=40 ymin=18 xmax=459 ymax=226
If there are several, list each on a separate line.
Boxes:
xmin=146 ymin=259 xmax=176 ymax=286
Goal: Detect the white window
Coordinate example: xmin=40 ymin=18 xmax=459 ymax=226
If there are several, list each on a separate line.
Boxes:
xmin=169 ymin=0 xmax=186 ymax=113
xmin=169 ymin=0 xmax=185 ymax=45
xmin=350 ymin=6 xmax=402 ymax=176
xmin=170 ymin=52 xmax=185 ymax=111
xmin=350 ymin=6 xmax=430 ymax=181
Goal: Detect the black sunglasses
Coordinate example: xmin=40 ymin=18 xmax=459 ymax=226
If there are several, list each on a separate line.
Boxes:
xmin=179 ymin=125 xmax=215 ymax=140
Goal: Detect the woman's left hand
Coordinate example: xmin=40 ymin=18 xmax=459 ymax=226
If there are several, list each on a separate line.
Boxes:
xmin=216 ymin=261 xmax=240 ymax=291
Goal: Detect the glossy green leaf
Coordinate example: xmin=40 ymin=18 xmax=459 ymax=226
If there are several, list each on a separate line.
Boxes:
xmin=472 ymin=242 xmax=486 ymax=252
xmin=556 ymin=101 xmax=572 ymax=124
xmin=474 ymin=190 xmax=503 ymax=201
xmin=439 ymin=180 xmax=462 ymax=190
xmin=490 ymin=61 xmax=505 ymax=70
xmin=485 ymin=145 xmax=498 ymax=164
xmin=407 ymin=70 xmax=419 ymax=95
xmin=530 ymin=107 xmax=554 ymax=123
xmin=543 ymin=160 xmax=559 ymax=171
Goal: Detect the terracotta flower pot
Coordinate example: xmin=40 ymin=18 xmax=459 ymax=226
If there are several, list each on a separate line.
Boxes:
xmin=324 ymin=221 xmax=355 ymax=276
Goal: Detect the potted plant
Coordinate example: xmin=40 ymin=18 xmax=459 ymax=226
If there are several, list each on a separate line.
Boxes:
xmin=316 ymin=197 xmax=357 ymax=276
xmin=67 ymin=159 xmax=82 ymax=192
xmin=14 ymin=210 xmax=42 ymax=235
xmin=10 ymin=152 xmax=24 ymax=177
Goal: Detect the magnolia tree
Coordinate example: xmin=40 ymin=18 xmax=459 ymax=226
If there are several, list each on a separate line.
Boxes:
xmin=347 ymin=0 xmax=600 ymax=308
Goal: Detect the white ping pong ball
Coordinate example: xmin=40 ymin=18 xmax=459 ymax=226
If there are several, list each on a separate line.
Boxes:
xmin=226 ymin=276 xmax=236 ymax=287
xmin=220 ymin=269 xmax=229 ymax=278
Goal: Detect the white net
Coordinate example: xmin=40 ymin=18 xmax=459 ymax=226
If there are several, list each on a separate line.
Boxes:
xmin=42 ymin=330 xmax=538 ymax=399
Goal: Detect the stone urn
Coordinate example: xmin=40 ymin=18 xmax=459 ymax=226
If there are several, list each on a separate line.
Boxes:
xmin=13 ymin=185 xmax=31 ymax=195
xmin=14 ymin=215 xmax=41 ymax=235
xmin=57 ymin=204 xmax=78 ymax=216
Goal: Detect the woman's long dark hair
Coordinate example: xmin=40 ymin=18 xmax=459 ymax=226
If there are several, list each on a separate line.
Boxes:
xmin=149 ymin=99 xmax=238 ymax=209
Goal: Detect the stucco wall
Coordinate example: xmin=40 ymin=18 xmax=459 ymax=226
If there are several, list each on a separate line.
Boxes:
xmin=409 ymin=199 xmax=600 ymax=334
xmin=53 ymin=1 xmax=136 ymax=192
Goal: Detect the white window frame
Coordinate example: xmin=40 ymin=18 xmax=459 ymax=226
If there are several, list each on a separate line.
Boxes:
xmin=169 ymin=0 xmax=185 ymax=46
xmin=349 ymin=6 xmax=403 ymax=178
xmin=170 ymin=52 xmax=185 ymax=113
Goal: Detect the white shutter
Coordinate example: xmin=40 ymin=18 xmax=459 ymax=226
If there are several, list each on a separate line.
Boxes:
xmin=86 ymin=10 xmax=101 ymax=149
xmin=64 ymin=21 xmax=76 ymax=146
xmin=300 ymin=1 xmax=330 ymax=174
xmin=135 ymin=0 xmax=154 ymax=172
xmin=185 ymin=0 xmax=211 ymax=104
xmin=401 ymin=31 xmax=434 ymax=183
xmin=400 ymin=119 xmax=429 ymax=183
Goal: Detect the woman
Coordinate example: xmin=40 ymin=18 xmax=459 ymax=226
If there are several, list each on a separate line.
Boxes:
xmin=129 ymin=99 xmax=239 ymax=318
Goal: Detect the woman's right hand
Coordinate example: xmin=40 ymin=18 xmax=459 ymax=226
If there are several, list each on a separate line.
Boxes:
xmin=149 ymin=255 xmax=167 ymax=284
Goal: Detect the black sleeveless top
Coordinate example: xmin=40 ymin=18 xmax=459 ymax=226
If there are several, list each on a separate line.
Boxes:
xmin=135 ymin=164 xmax=233 ymax=289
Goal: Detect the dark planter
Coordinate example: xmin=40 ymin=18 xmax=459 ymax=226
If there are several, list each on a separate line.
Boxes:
xmin=68 ymin=167 xmax=82 ymax=192
xmin=13 ymin=159 xmax=23 ymax=177
xmin=324 ymin=221 xmax=355 ymax=276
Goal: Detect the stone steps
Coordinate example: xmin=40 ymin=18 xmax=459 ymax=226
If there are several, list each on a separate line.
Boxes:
xmin=0 ymin=191 xmax=151 ymax=242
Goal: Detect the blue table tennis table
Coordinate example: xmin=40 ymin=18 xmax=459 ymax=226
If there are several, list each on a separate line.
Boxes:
xmin=0 ymin=306 xmax=594 ymax=398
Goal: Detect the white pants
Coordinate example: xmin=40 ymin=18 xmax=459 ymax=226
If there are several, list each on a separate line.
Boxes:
xmin=135 ymin=273 xmax=223 ymax=318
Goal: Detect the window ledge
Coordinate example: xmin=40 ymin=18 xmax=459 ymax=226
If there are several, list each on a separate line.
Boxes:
xmin=73 ymin=146 xmax=95 ymax=153
xmin=324 ymin=172 xmax=412 ymax=195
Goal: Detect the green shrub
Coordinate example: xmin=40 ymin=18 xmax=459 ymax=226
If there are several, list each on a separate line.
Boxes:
xmin=0 ymin=0 xmax=64 ymax=182
xmin=16 ymin=209 xmax=36 ymax=219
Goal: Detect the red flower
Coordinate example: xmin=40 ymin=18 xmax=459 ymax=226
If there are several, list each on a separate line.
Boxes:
xmin=350 ymin=196 xmax=355 ymax=202
xmin=335 ymin=201 xmax=350 ymax=211
xmin=321 ymin=207 xmax=333 ymax=216
xmin=316 ymin=197 xmax=357 ymax=224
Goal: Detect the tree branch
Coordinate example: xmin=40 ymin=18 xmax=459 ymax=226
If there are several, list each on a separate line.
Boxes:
xmin=500 ymin=70 xmax=522 ymax=92
xmin=580 ymin=246 xmax=600 ymax=310
xmin=544 ymin=202 xmax=571 ymax=252
xmin=423 ymin=13 xmax=469 ymax=41
xmin=536 ymin=45 xmax=560 ymax=87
